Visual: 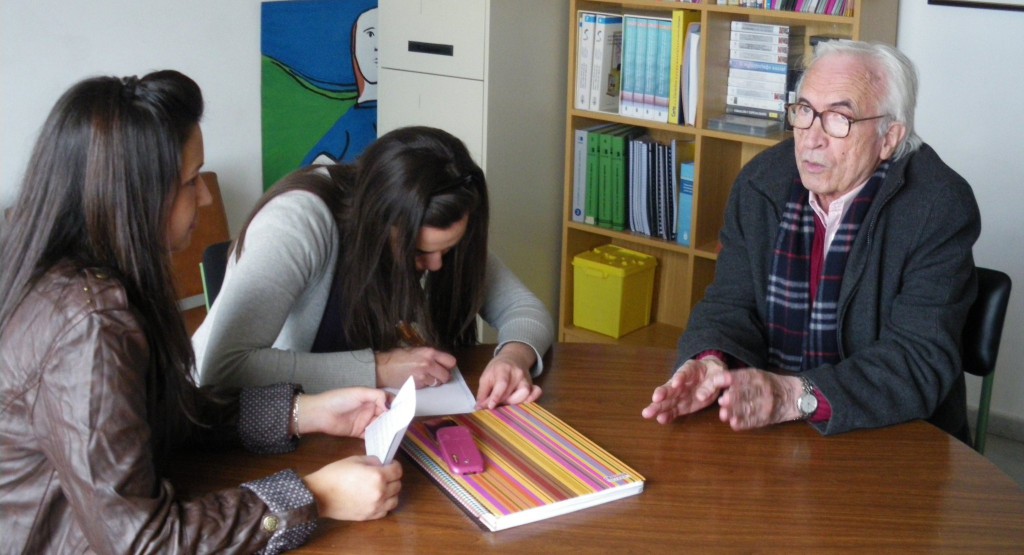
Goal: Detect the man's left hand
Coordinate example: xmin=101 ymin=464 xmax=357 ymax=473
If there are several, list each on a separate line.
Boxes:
xmin=716 ymin=369 xmax=803 ymax=430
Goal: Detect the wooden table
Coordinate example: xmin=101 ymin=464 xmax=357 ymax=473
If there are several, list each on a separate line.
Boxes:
xmin=170 ymin=343 xmax=1024 ymax=552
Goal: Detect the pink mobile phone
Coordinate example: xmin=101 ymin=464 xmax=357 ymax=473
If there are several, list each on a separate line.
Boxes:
xmin=436 ymin=426 xmax=484 ymax=475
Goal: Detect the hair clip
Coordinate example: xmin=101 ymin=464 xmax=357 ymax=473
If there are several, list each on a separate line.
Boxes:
xmin=121 ymin=75 xmax=140 ymax=99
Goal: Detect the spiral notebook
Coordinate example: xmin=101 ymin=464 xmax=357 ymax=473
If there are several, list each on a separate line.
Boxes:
xmin=401 ymin=402 xmax=645 ymax=531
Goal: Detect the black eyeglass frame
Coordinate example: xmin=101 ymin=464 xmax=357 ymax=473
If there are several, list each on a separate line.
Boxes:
xmin=785 ymin=103 xmax=888 ymax=139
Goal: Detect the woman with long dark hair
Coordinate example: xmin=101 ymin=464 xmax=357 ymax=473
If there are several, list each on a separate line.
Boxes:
xmin=193 ymin=126 xmax=554 ymax=409
xmin=0 ymin=71 xmax=401 ymax=554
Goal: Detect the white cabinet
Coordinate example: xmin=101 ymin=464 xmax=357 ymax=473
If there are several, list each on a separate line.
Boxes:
xmin=378 ymin=0 xmax=568 ymax=317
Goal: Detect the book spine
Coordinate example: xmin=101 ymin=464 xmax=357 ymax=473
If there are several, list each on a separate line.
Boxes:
xmin=728 ymin=76 xmax=788 ymax=92
xmin=728 ymin=67 xmax=788 ymax=84
xmin=730 ymin=30 xmax=793 ymax=45
xmin=677 ymin=162 xmax=694 ymax=247
xmin=626 ymin=141 xmax=634 ymax=235
xmin=652 ymin=18 xmax=672 ymax=123
xmin=610 ymin=131 xmax=631 ymax=231
xmin=730 ymin=48 xmax=790 ymax=65
xmin=729 ymin=58 xmax=788 ymax=75
xmin=585 ymin=131 xmax=602 ymax=224
xmin=667 ymin=11 xmax=686 ymax=125
xmin=683 ymin=23 xmax=701 ymax=126
xmin=729 ymin=40 xmax=792 ymax=54
xmin=572 ymin=128 xmax=589 ymax=222
xmin=575 ymin=12 xmax=597 ymax=111
xmin=727 ymin=95 xmax=786 ymax=111
xmin=589 ymin=15 xmax=624 ymax=113
xmin=730 ymin=21 xmax=791 ymax=35
xmin=727 ymin=86 xmax=786 ymax=101
xmin=619 ymin=16 xmax=641 ymax=118
xmin=726 ymin=104 xmax=785 ymax=120
xmin=641 ymin=18 xmax=659 ymax=121
xmin=597 ymin=131 xmax=614 ymax=229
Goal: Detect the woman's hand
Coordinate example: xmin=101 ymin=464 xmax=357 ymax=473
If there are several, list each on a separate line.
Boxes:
xmin=475 ymin=342 xmax=541 ymax=410
xmin=304 ymin=456 xmax=402 ymax=521
xmin=641 ymin=356 xmax=728 ymax=424
xmin=297 ymin=387 xmax=389 ymax=438
xmin=374 ymin=347 xmax=456 ymax=389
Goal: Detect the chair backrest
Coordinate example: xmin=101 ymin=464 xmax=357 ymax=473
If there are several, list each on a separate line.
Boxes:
xmin=201 ymin=240 xmax=232 ymax=309
xmin=171 ymin=171 xmax=231 ymax=309
xmin=962 ymin=267 xmax=1012 ymax=378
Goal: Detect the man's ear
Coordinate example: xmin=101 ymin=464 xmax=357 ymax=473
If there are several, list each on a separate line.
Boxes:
xmin=879 ymin=121 xmax=907 ymax=161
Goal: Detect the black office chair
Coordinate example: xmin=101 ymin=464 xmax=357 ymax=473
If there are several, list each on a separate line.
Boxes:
xmin=200 ymin=240 xmax=232 ymax=310
xmin=961 ymin=267 xmax=1012 ymax=454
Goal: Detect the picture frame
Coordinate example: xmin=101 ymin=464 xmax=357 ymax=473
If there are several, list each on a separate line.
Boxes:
xmin=928 ymin=0 xmax=1024 ymax=11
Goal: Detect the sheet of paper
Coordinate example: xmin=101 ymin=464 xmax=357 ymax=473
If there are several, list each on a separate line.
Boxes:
xmin=385 ymin=367 xmax=477 ymax=417
xmin=365 ymin=376 xmax=416 ymax=464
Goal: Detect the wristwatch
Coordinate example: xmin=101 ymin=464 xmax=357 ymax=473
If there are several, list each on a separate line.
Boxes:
xmin=797 ymin=376 xmax=818 ymax=420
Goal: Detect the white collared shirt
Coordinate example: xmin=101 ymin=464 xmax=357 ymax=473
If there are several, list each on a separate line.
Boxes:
xmin=809 ymin=180 xmax=869 ymax=255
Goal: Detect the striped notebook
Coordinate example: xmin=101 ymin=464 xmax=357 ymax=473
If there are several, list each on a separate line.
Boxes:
xmin=402 ymin=402 xmax=645 ymax=531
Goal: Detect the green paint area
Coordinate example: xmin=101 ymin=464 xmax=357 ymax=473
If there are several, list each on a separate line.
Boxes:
xmin=261 ymin=56 xmax=358 ymax=189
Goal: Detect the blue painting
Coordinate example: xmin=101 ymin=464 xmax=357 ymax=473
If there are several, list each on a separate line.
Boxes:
xmin=261 ymin=0 xmax=378 ymax=189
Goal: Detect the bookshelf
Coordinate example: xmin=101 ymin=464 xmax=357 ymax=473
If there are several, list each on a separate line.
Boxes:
xmin=559 ymin=0 xmax=898 ymax=348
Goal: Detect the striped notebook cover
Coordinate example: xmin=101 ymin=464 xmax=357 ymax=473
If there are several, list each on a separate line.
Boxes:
xmin=401 ymin=402 xmax=645 ymax=531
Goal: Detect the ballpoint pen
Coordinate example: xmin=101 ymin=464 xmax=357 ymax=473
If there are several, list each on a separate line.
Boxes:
xmin=396 ymin=320 xmax=427 ymax=347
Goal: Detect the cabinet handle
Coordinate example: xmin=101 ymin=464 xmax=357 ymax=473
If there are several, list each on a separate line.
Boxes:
xmin=408 ymin=41 xmax=454 ymax=57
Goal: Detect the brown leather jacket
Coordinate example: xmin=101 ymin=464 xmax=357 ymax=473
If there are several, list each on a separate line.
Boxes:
xmin=0 ymin=263 xmax=316 ymax=553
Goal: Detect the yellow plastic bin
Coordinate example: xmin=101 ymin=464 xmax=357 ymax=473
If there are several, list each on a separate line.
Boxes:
xmin=572 ymin=245 xmax=657 ymax=338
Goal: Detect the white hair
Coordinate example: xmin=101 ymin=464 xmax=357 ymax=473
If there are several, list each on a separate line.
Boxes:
xmin=799 ymin=40 xmax=922 ymax=161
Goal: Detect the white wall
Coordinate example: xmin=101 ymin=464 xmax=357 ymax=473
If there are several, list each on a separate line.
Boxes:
xmin=898 ymin=2 xmax=1024 ymax=434
xmin=0 ymin=0 xmax=265 ymax=232
xmin=3 ymin=1 xmax=1023 ymax=432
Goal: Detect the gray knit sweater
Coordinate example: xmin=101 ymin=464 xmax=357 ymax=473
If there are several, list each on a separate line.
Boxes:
xmin=193 ymin=190 xmax=554 ymax=393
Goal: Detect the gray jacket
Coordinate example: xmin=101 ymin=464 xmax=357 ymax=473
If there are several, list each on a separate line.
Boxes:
xmin=678 ymin=139 xmax=980 ymax=439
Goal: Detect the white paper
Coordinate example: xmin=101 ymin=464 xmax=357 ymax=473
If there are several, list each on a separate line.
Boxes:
xmin=385 ymin=367 xmax=477 ymax=417
xmin=365 ymin=376 xmax=416 ymax=464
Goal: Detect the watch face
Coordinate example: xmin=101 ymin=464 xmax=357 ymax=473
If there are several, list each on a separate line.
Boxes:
xmin=799 ymin=393 xmax=818 ymax=416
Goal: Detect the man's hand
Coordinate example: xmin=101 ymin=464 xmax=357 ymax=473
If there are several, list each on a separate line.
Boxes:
xmin=716 ymin=369 xmax=803 ymax=430
xmin=641 ymin=356 xmax=728 ymax=424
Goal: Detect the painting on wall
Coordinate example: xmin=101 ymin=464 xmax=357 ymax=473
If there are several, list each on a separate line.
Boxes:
xmin=928 ymin=0 xmax=1024 ymax=11
xmin=261 ymin=0 xmax=378 ymax=190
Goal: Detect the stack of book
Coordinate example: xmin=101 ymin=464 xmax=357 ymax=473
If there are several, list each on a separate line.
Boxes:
xmin=628 ymin=135 xmax=693 ymax=242
xmin=572 ymin=122 xmax=694 ymax=243
xmin=725 ymin=21 xmax=805 ymax=122
xmin=572 ymin=122 xmax=643 ymax=229
xmin=619 ymin=14 xmax=672 ymax=123
xmin=574 ymin=11 xmax=624 ymax=114
xmin=712 ymin=1 xmax=851 ymax=15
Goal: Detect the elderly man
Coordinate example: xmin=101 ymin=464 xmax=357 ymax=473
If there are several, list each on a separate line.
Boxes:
xmin=642 ymin=40 xmax=979 ymax=443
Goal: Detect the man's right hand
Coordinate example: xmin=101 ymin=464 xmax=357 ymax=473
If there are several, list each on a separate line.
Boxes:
xmin=641 ymin=356 xmax=728 ymax=424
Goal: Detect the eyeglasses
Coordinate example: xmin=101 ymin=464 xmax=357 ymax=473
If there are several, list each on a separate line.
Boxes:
xmin=785 ymin=103 xmax=887 ymax=139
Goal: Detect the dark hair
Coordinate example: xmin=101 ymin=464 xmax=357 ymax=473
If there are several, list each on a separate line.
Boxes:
xmin=0 ymin=70 xmax=205 ymax=427
xmin=236 ymin=126 xmax=488 ymax=350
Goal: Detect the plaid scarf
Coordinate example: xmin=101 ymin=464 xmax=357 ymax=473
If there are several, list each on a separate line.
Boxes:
xmin=767 ymin=164 xmax=887 ymax=372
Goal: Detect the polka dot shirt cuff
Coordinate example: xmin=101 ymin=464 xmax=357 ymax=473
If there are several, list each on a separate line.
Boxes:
xmin=239 ymin=383 xmax=301 ymax=454
xmin=242 ymin=469 xmax=318 ymax=555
